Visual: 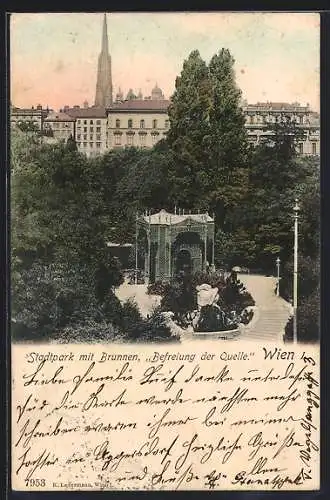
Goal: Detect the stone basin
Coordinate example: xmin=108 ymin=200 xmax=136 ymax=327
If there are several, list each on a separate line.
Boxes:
xmin=192 ymin=327 xmax=241 ymax=339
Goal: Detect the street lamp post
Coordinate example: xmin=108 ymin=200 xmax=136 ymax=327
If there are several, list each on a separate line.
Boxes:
xmin=135 ymin=212 xmax=138 ymax=285
xmin=293 ymin=199 xmax=300 ymax=343
xmin=276 ymin=256 xmax=281 ymax=297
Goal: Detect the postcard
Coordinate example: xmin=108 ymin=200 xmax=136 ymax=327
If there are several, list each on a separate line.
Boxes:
xmin=10 ymin=12 xmax=320 ymax=491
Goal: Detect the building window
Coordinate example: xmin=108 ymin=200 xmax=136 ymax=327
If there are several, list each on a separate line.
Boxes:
xmin=84 ymin=134 xmax=87 ymax=140
xmin=151 ymin=133 xmax=158 ymax=145
xmin=298 ymin=143 xmax=304 ymax=154
xmin=116 ymin=119 xmax=120 ymax=128
xmin=90 ymin=142 xmax=93 ymax=148
xmin=96 ymin=142 xmax=101 ymax=149
xmin=77 ymin=120 xmax=81 ymax=124
xmin=140 ymin=119 xmax=145 ymax=129
xmin=96 ymin=120 xmax=101 ymax=125
xmin=77 ymin=134 xmax=81 ymax=140
xmin=84 ymin=127 xmax=87 ymax=132
xmin=165 ymin=119 xmax=169 ymax=129
xmin=90 ymin=120 xmax=93 ymax=124
xmin=89 ymin=135 xmax=93 ymax=140
xmin=96 ymin=126 xmax=101 ymax=133
xmin=96 ymin=134 xmax=101 ymax=141
xmin=83 ymin=142 xmax=87 ymax=148
xmin=84 ymin=120 xmax=87 ymax=125
xmin=127 ymin=134 xmax=134 ymax=146
xmin=128 ymin=119 xmax=133 ymax=129
xmin=139 ymin=134 xmax=146 ymax=147
xmin=115 ymin=135 xmax=121 ymax=146
xmin=152 ymin=119 xmax=157 ymax=129
xmin=312 ymin=142 xmax=317 ymax=155
xmin=90 ymin=127 xmax=94 ymax=132
xmin=77 ymin=142 xmax=81 ymax=147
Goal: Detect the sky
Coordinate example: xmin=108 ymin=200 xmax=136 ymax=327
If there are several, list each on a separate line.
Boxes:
xmin=10 ymin=12 xmax=320 ymax=111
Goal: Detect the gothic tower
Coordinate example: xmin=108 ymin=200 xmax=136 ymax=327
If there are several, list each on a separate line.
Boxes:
xmin=94 ymin=14 xmax=113 ymax=108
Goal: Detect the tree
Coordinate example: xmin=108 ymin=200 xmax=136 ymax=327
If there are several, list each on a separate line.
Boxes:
xmin=11 ymin=137 xmax=126 ymax=339
xmin=233 ymin=119 xmax=320 ymax=272
xmin=66 ymin=134 xmax=78 ymax=152
xmin=115 ymin=144 xmax=174 ymax=214
xmin=215 ymin=228 xmax=257 ymax=269
xmin=166 ymin=50 xmax=213 ymax=208
xmin=87 ymin=147 xmax=146 ymax=244
xmin=166 ymin=48 xmax=250 ymax=229
xmin=264 ymin=115 xmax=307 ymax=164
xmin=206 ymin=49 xmax=250 ymax=226
xmin=16 ymin=120 xmax=40 ymax=134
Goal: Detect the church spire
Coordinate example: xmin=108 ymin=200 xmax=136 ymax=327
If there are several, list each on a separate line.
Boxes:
xmin=94 ymin=13 xmax=113 ymax=108
xmin=102 ymin=13 xmax=109 ymax=54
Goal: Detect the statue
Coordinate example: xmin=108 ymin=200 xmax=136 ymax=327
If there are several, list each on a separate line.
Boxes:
xmin=193 ymin=283 xmax=236 ymax=332
xmin=196 ymin=283 xmax=219 ymax=308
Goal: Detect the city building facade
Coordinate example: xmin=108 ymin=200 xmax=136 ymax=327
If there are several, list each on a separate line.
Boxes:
xmin=242 ymin=101 xmax=320 ymax=156
xmin=43 ymin=111 xmax=75 ymax=142
xmin=107 ymin=96 xmax=170 ymax=149
xmin=11 ymin=100 xmax=320 ymax=156
xmin=10 ymin=104 xmax=49 ymax=131
xmin=65 ymin=106 xmax=108 ymax=157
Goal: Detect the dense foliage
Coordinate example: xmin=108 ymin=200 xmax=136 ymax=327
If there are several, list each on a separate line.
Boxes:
xmin=11 ymin=131 xmax=179 ymax=343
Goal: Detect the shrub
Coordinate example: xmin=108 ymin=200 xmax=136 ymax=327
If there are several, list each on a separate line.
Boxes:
xmin=117 ymin=299 xmax=145 ymax=339
xmin=280 ymin=255 xmax=319 ymax=303
xmin=191 ymin=270 xmax=227 ymax=290
xmin=284 ymin=286 xmax=320 ymax=343
xmin=136 ymin=310 xmax=180 ymax=343
xmin=240 ymin=308 xmax=254 ymax=325
xmin=52 ymin=320 xmax=118 ymax=343
xmin=11 ymin=258 xmax=126 ymax=342
xmin=218 ymin=275 xmax=255 ymax=314
xmin=194 ymin=305 xmax=238 ymax=332
xmin=147 ymin=280 xmax=169 ymax=296
xmin=160 ymin=278 xmax=196 ymax=323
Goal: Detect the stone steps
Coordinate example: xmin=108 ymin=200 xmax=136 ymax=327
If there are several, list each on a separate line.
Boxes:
xmin=239 ymin=274 xmax=292 ymax=342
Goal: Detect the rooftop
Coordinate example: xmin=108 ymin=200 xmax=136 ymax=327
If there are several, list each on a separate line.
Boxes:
xmin=11 ymin=106 xmax=50 ymax=114
xmin=108 ymin=99 xmax=170 ymax=112
xmin=243 ymin=102 xmax=311 ymax=111
xmin=65 ymin=106 xmax=107 ymax=118
xmin=142 ymin=209 xmax=214 ymax=226
xmin=45 ymin=111 xmax=75 ymax=122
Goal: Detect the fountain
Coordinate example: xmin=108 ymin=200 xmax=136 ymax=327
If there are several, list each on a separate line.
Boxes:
xmin=191 ymin=283 xmax=241 ymax=339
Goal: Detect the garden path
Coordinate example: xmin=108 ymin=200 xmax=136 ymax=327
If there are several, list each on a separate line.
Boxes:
xmin=239 ymin=274 xmax=292 ymax=342
xmin=115 ymin=280 xmax=161 ymax=318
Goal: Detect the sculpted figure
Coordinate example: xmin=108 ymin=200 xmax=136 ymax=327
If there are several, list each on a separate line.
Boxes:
xmin=196 ymin=283 xmax=220 ymax=309
xmin=193 ymin=284 xmax=229 ymax=332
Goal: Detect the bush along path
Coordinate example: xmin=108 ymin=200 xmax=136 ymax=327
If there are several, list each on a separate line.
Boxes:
xmin=238 ymin=274 xmax=292 ymax=342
